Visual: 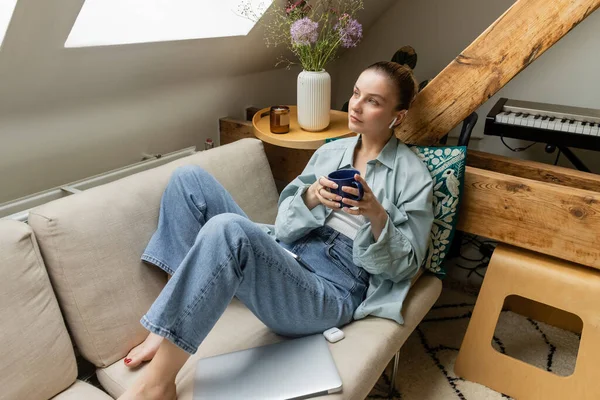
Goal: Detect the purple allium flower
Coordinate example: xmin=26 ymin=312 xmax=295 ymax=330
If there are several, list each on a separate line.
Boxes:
xmin=335 ymin=14 xmax=362 ymax=48
xmin=290 ymin=17 xmax=319 ymax=46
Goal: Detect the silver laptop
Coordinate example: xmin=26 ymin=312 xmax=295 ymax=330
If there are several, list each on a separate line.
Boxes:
xmin=193 ymin=334 xmax=342 ymax=400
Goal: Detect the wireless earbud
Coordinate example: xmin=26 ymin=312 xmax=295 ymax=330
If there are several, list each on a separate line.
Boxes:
xmin=389 ymin=117 xmax=398 ymax=129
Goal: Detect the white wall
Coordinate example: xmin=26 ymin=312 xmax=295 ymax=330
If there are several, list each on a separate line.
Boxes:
xmin=0 ymin=68 xmax=299 ymax=204
xmin=332 ymin=0 xmax=600 ymax=171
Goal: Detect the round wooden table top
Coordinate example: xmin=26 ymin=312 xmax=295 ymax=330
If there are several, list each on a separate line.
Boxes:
xmin=252 ymin=106 xmax=356 ymax=150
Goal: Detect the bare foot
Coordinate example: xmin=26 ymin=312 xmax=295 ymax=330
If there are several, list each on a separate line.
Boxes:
xmin=124 ymin=332 xmax=164 ymax=368
xmin=118 ymin=378 xmax=176 ymax=400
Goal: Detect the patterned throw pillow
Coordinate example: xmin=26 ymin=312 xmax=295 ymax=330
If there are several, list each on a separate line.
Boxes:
xmin=409 ymin=145 xmax=467 ymax=278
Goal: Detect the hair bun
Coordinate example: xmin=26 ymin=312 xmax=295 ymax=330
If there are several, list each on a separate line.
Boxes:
xmin=391 ymin=45 xmax=417 ymax=70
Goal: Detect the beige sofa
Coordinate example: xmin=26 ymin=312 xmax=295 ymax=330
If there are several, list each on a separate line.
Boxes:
xmin=1 ymin=138 xmax=442 ymax=400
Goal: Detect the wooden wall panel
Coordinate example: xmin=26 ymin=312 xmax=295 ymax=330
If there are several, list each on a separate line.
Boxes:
xmin=467 ymin=150 xmax=600 ymax=192
xmin=457 ymin=166 xmax=600 ymax=269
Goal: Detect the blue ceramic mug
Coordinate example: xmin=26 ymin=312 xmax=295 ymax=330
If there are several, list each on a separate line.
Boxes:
xmin=327 ymin=168 xmax=364 ymax=208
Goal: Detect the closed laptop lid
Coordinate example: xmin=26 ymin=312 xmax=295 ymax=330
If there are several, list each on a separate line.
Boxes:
xmin=193 ymin=334 xmax=342 ymax=400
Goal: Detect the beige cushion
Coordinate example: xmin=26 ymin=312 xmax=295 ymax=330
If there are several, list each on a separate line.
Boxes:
xmin=28 ymin=139 xmax=280 ymax=367
xmin=0 ymin=220 xmax=77 ymax=400
xmin=96 ymin=275 xmax=441 ymax=399
xmin=51 ymin=380 xmax=113 ymax=400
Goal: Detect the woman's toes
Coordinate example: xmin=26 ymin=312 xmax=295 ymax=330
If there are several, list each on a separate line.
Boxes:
xmin=124 ymin=333 xmax=164 ymax=368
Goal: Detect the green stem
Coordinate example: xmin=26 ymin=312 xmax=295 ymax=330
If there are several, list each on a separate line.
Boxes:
xmin=318 ymin=36 xmax=342 ymax=69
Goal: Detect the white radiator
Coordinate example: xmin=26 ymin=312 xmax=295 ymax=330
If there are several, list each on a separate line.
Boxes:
xmin=0 ymin=146 xmax=197 ymax=222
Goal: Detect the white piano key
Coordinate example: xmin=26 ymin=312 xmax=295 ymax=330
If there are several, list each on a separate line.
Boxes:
xmin=533 ymin=117 xmax=542 ymax=128
xmin=520 ymin=116 xmax=530 ymax=126
xmin=567 ymin=122 xmax=577 ymax=133
xmin=575 ymin=122 xmax=584 ymax=134
xmin=513 ymin=116 xmax=525 ymax=126
xmin=541 ymin=119 xmax=550 ymax=130
xmin=526 ymin=116 xmax=537 ymax=127
xmin=561 ymin=121 xmax=570 ymax=132
xmin=547 ymin=120 xmax=557 ymax=130
xmin=583 ymin=125 xmax=592 ymax=135
xmin=591 ymin=126 xmax=600 ymax=136
xmin=507 ymin=113 xmax=516 ymax=125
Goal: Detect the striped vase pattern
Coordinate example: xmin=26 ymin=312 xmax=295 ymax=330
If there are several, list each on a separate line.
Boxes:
xmin=297 ymin=70 xmax=331 ymax=131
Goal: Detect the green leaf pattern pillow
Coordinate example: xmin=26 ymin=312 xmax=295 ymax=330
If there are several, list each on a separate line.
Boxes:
xmin=410 ymin=146 xmax=467 ymax=277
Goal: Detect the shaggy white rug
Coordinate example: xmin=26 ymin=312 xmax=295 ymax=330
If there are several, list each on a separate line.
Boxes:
xmin=367 ymin=288 xmax=580 ymax=400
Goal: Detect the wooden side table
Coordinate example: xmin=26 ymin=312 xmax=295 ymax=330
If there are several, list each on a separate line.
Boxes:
xmin=252 ymin=106 xmax=355 ymax=150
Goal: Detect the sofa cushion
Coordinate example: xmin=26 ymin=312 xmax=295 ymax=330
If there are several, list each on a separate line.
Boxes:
xmin=0 ymin=220 xmax=78 ymax=400
xmin=51 ymin=380 xmax=113 ymax=399
xmin=28 ymin=138 xmax=280 ymax=367
xmin=96 ymin=275 xmax=441 ymax=399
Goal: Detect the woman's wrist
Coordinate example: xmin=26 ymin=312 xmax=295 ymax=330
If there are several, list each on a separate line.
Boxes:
xmin=303 ymin=184 xmax=320 ymax=210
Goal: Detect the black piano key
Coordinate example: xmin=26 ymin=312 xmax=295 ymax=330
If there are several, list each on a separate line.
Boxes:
xmin=561 ymin=118 xmax=567 ymax=123
xmin=591 ymin=123 xmax=596 ymax=127
xmin=534 ymin=115 xmax=541 ymax=120
xmin=523 ymin=113 xmax=530 ymax=118
xmin=569 ymin=120 xmax=576 ymax=124
xmin=542 ymin=116 xmax=549 ymax=120
xmin=515 ymin=112 xmax=523 ymax=117
xmin=549 ymin=117 xmax=556 ymax=121
xmin=582 ymin=122 xmax=588 ymax=126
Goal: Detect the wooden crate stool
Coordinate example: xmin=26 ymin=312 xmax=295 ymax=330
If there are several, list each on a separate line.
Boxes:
xmin=454 ymin=243 xmax=600 ymax=400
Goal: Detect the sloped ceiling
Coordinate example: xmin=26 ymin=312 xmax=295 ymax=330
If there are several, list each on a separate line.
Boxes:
xmin=0 ymin=0 xmax=397 ymax=116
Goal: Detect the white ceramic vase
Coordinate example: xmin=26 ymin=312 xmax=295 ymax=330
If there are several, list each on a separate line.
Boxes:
xmin=297 ymin=70 xmax=331 ymax=131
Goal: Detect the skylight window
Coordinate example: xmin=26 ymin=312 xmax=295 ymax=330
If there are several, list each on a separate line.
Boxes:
xmin=65 ymin=0 xmax=270 ymax=48
xmin=0 ymin=0 xmax=18 ymax=47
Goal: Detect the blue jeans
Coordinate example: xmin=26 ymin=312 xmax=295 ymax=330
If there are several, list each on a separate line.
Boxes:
xmin=140 ymin=165 xmax=369 ymax=354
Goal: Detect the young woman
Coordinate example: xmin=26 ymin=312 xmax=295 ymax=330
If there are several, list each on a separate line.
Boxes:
xmin=119 ymin=61 xmax=434 ymax=400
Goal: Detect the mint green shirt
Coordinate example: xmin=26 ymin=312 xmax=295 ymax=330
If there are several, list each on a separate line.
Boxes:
xmin=260 ymin=134 xmax=433 ymax=324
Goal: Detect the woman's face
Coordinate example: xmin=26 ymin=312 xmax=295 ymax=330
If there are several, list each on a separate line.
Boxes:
xmin=348 ymin=69 xmax=404 ymax=137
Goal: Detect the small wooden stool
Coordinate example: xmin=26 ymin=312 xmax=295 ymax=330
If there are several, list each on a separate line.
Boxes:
xmin=454 ymin=243 xmax=600 ymax=400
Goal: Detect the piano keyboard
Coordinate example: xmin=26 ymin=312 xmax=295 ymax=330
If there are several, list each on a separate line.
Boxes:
xmin=485 ymin=98 xmax=600 ymax=152
xmin=495 ymin=99 xmax=600 ymax=136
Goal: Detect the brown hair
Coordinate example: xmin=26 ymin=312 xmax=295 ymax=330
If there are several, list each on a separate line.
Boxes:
xmin=365 ymin=61 xmax=418 ymax=111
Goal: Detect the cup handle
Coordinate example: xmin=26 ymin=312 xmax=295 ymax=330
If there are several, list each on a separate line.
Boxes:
xmin=352 ymin=181 xmax=364 ymax=201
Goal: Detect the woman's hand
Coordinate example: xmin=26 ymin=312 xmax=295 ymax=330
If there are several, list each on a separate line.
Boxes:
xmin=304 ymin=177 xmax=343 ymax=210
xmin=341 ymin=174 xmax=386 ymax=221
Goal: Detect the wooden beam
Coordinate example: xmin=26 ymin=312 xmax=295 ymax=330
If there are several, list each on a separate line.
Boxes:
xmin=396 ymin=0 xmax=600 ymax=145
xmin=457 ymin=166 xmax=600 ymax=269
xmin=467 ymin=150 xmax=600 ymax=192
